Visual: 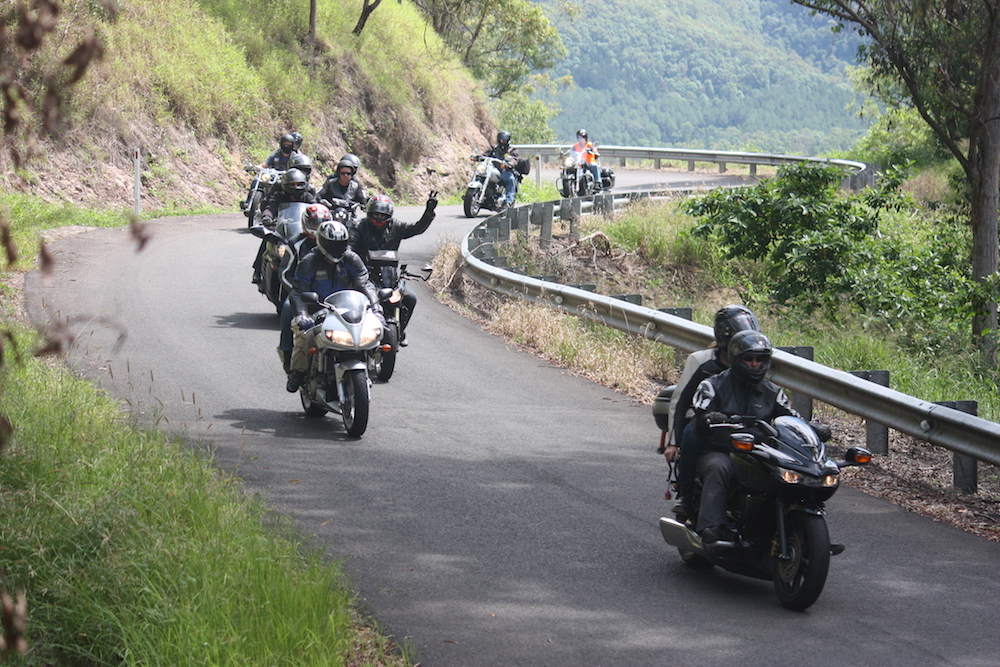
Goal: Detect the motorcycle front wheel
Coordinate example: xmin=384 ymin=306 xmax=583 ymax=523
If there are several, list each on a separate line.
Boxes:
xmin=341 ymin=368 xmax=370 ymax=437
xmin=371 ymin=323 xmax=398 ymax=382
xmin=558 ymin=175 xmax=572 ymax=199
xmin=463 ymin=188 xmax=481 ymax=218
xmin=773 ymin=512 xmax=831 ymax=611
xmin=247 ymin=191 xmax=262 ymax=227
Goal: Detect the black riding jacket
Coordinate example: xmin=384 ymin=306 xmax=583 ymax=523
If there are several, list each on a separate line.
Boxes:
xmin=289 ymin=248 xmax=378 ymax=318
xmin=317 ymin=177 xmax=368 ymax=210
xmin=349 ymin=205 xmax=435 ymax=261
xmin=691 ymin=369 xmax=797 ymax=448
xmin=261 ymin=188 xmax=317 ymax=219
xmin=669 ymin=347 xmax=727 ymax=447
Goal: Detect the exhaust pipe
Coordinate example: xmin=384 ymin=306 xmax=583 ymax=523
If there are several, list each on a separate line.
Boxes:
xmin=659 ymin=517 xmax=709 ymax=558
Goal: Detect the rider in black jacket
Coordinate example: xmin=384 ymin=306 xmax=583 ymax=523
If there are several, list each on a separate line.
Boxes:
xmin=482 ymin=130 xmax=519 ymax=207
xmin=690 ymin=330 xmax=798 ymax=547
xmin=317 ymin=154 xmax=368 ymax=214
xmin=252 ymin=169 xmax=317 ymax=286
xmin=349 ymin=192 xmax=437 ymax=345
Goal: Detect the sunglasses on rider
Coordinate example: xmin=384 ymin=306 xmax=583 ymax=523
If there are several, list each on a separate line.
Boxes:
xmin=338 ymin=170 xmax=353 ymax=176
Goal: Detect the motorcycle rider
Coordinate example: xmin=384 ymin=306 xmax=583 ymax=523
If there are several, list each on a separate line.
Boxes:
xmin=350 ymin=192 xmax=437 ymax=346
xmin=286 ymin=153 xmax=315 ymax=185
xmin=483 ymin=130 xmax=519 ymax=208
xmin=252 ymin=168 xmax=317 ymax=286
xmin=690 ymin=330 xmax=798 ymax=547
xmin=259 ymin=133 xmax=298 ymax=171
xmin=276 ymin=203 xmax=334 ymax=373
xmin=662 ymin=305 xmax=761 ymax=519
xmin=318 ymin=153 xmax=368 ymax=214
xmin=286 ymin=220 xmax=382 ymax=393
xmin=572 ymin=129 xmax=602 ymax=190
xmin=291 ymin=131 xmax=304 ymax=152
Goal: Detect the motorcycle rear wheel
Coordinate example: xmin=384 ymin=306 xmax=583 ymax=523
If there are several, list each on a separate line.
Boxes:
xmin=773 ymin=512 xmax=830 ymax=611
xmin=463 ymin=188 xmax=481 ymax=218
xmin=372 ymin=324 xmax=397 ymax=382
xmin=341 ymin=368 xmax=370 ymax=437
xmin=300 ymin=386 xmax=328 ymax=418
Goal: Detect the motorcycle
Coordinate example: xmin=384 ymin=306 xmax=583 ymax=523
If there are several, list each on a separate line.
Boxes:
xmin=295 ymin=289 xmax=385 ymax=437
xmin=657 ymin=411 xmax=872 ymax=610
xmin=463 ymin=155 xmax=521 ymax=218
xmin=557 ymin=147 xmax=615 ymax=198
xmin=365 ymin=249 xmax=432 ymax=382
xmin=240 ymin=161 xmax=282 ymax=228
xmin=249 ymin=201 xmax=309 ymax=314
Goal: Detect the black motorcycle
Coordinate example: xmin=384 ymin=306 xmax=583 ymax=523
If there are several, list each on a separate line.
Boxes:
xmin=249 ymin=201 xmax=309 ymax=314
xmin=240 ymin=162 xmax=283 ymax=228
xmin=463 ymin=155 xmax=522 ymax=217
xmin=365 ymin=249 xmax=431 ymax=381
xmin=658 ymin=413 xmax=871 ymax=610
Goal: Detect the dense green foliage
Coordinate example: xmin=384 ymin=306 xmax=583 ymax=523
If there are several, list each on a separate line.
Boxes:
xmin=533 ymin=0 xmax=869 ymax=153
xmin=684 ymin=162 xmax=977 ymax=352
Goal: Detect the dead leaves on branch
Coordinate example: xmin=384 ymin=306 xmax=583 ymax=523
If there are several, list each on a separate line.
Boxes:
xmin=1 ymin=0 xmax=116 ymax=166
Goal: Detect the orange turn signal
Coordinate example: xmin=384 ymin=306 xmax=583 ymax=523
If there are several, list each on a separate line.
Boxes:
xmin=731 ymin=434 xmax=754 ymax=451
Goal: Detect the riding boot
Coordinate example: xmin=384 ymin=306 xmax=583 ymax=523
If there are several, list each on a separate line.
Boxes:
xmin=277 ymin=348 xmax=291 ymax=374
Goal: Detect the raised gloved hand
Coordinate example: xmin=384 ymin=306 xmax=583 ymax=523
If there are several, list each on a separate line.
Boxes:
xmin=425 ymin=190 xmax=438 ymax=212
xmin=292 ymin=314 xmax=315 ymax=332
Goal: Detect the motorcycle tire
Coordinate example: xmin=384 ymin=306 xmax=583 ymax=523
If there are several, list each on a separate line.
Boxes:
xmin=372 ymin=324 xmax=398 ymax=382
xmin=463 ymin=188 xmax=481 ymax=218
xmin=558 ymin=177 xmax=572 ymax=199
xmin=341 ymin=368 xmax=370 ymax=438
xmin=247 ymin=191 xmax=262 ymax=228
xmin=772 ymin=512 xmax=831 ymax=611
xmin=300 ymin=386 xmax=328 ymax=418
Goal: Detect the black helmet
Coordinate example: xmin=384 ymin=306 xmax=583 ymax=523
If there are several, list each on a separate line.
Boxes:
xmin=366 ymin=194 xmax=394 ymax=228
xmin=291 ymin=131 xmax=303 ymax=150
xmin=281 ymin=168 xmax=308 ymax=195
xmin=713 ymin=305 xmax=760 ymax=352
xmin=301 ymin=203 xmax=332 ymax=239
xmin=496 ymin=130 xmax=511 ymax=148
xmin=279 ymin=133 xmax=295 ymax=153
xmin=576 ymin=129 xmax=588 ymax=139
xmin=287 ymin=153 xmax=313 ymax=179
xmin=316 ymin=220 xmax=350 ymax=263
xmin=337 ymin=153 xmax=360 ymax=175
xmin=728 ymin=330 xmax=772 ymax=384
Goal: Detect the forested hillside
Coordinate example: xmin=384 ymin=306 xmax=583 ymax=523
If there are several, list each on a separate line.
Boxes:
xmin=534 ymin=0 xmax=869 ymax=154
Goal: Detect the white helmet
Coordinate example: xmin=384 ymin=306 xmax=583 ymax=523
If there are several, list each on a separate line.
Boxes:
xmin=316 ymin=220 xmax=350 ymax=263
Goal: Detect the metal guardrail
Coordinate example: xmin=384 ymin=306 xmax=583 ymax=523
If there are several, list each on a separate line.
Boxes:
xmin=460 ymin=163 xmax=1000 ymax=470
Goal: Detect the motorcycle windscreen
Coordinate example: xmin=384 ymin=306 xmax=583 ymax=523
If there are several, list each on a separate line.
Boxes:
xmin=324 ymin=290 xmax=370 ymax=324
xmin=773 ymin=416 xmax=824 ymax=461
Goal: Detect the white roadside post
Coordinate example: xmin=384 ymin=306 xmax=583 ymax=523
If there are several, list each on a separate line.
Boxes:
xmin=133 ymin=148 xmax=141 ymax=217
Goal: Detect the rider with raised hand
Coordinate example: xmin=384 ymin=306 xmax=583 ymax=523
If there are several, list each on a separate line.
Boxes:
xmin=572 ymin=129 xmax=602 ymax=190
xmin=349 ymin=192 xmax=437 ymax=346
xmin=276 ymin=203 xmax=334 ymax=374
xmin=318 ymin=153 xmax=368 ymax=214
xmin=663 ymin=305 xmax=761 ymax=518
xmin=285 ymin=220 xmax=382 ymax=393
xmin=252 ymin=168 xmax=317 ymax=286
xmin=259 ymin=133 xmax=298 ymax=171
xmin=483 ymin=130 xmax=519 ymax=208
xmin=690 ymin=330 xmax=798 ymax=547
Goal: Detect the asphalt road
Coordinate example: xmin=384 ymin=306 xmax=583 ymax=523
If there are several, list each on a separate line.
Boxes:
xmin=25 ymin=170 xmax=1000 ymax=666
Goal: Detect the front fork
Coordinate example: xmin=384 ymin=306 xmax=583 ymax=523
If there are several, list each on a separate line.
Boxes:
xmin=773 ymin=500 xmax=826 ymax=560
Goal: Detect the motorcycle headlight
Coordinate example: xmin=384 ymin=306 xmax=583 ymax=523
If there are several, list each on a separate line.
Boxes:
xmin=261 ymin=172 xmax=274 ymax=183
xmin=476 ymin=162 xmax=487 ymax=175
xmin=358 ymin=321 xmax=382 ymax=347
xmin=563 ymin=157 xmax=575 ymax=168
xmin=388 ymin=290 xmax=403 ymax=304
xmin=324 ymin=329 xmax=355 ymax=346
xmin=779 ymin=467 xmax=839 ymax=488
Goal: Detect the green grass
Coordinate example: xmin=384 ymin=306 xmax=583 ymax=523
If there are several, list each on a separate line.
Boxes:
xmin=0 ymin=324 xmax=403 ymax=665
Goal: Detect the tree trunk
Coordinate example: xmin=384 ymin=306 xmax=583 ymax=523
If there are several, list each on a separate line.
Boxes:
xmin=309 ymin=0 xmax=317 ymax=42
xmin=353 ymin=0 xmax=383 ymax=36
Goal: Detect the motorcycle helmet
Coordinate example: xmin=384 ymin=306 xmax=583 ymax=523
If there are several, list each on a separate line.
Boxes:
xmin=279 ymin=133 xmax=295 ymax=153
xmin=496 ymin=130 xmax=511 ymax=150
xmin=287 ymin=153 xmax=313 ymax=179
xmin=713 ymin=304 xmax=761 ymax=352
xmin=291 ymin=131 xmax=303 ymax=151
xmin=301 ymin=203 xmax=332 ymax=240
xmin=366 ymin=194 xmax=394 ymax=228
xmin=728 ymin=330 xmax=772 ymax=384
xmin=337 ymin=153 xmax=361 ymax=175
xmin=316 ymin=220 xmax=350 ymax=264
xmin=576 ymin=129 xmax=588 ymax=140
xmin=281 ymin=168 xmax=308 ymax=196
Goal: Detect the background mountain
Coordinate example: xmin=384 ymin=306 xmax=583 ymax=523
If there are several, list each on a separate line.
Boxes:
xmin=534 ymin=0 xmax=870 ymax=154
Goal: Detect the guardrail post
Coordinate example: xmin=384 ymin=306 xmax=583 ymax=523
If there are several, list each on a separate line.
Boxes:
xmin=850 ymin=370 xmax=890 ymax=455
xmin=561 ymin=198 xmax=581 ymax=239
xmin=936 ymin=400 xmax=979 ymax=493
xmin=750 ymin=164 xmax=757 ymax=176
xmin=777 ymin=346 xmax=814 ymax=421
xmin=718 ymin=162 xmax=727 ymax=173
xmin=687 ymin=160 xmax=695 ymax=172
xmin=512 ymin=205 xmax=530 ymax=232
xmin=534 ymin=202 xmax=554 ymax=248
xmin=593 ymin=194 xmax=614 ymax=217
xmin=654 ymin=158 xmax=661 ymax=170
xmin=534 ymin=154 xmax=541 ymax=190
